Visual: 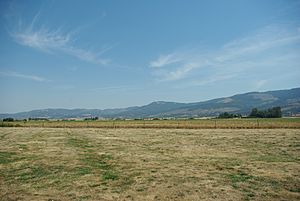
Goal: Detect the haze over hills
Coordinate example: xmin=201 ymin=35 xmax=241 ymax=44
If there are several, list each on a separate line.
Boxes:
xmin=1 ymin=87 xmax=300 ymax=119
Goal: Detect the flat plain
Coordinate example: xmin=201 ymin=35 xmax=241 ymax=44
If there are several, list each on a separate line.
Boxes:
xmin=0 ymin=127 xmax=299 ymax=201
xmin=2 ymin=118 xmax=300 ymax=129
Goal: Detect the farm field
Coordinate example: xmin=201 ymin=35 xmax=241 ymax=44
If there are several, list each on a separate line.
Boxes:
xmin=2 ymin=118 xmax=300 ymax=129
xmin=0 ymin=128 xmax=299 ymax=201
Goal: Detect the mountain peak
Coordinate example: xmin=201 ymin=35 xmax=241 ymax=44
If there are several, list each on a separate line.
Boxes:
xmin=150 ymin=101 xmax=169 ymax=105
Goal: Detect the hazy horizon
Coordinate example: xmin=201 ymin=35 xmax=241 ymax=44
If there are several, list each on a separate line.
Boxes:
xmin=1 ymin=86 xmax=299 ymax=114
xmin=1 ymin=0 xmax=300 ymax=113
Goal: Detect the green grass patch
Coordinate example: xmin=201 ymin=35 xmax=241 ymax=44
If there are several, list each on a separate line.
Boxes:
xmin=81 ymin=153 xmax=119 ymax=181
xmin=255 ymin=153 xmax=297 ymax=162
xmin=229 ymin=171 xmax=255 ymax=184
xmin=212 ymin=157 xmax=242 ymax=170
xmin=74 ymin=166 xmax=92 ymax=176
xmin=2 ymin=163 xmax=66 ymax=185
xmin=228 ymin=171 xmax=289 ymax=200
xmin=80 ymin=153 xmax=113 ymax=170
xmin=228 ymin=171 xmax=257 ymax=200
xmin=66 ymin=136 xmax=120 ymax=182
xmin=102 ymin=171 xmax=118 ymax=180
xmin=78 ymin=195 xmax=92 ymax=200
xmin=17 ymin=165 xmax=50 ymax=182
xmin=0 ymin=151 xmax=18 ymax=164
xmin=67 ymin=137 xmax=95 ymax=149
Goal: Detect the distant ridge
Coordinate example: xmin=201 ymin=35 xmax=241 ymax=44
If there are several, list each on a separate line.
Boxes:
xmin=1 ymin=87 xmax=300 ymax=119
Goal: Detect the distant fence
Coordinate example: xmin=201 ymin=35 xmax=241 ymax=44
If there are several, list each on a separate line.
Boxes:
xmin=1 ymin=119 xmax=300 ymax=129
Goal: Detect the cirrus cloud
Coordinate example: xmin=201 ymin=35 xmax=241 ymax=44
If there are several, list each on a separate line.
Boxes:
xmin=149 ymin=25 xmax=300 ymax=86
xmin=0 ymin=71 xmax=48 ymax=82
xmin=9 ymin=13 xmax=112 ymax=65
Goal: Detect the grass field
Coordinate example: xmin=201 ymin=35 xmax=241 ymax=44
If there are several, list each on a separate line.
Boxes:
xmin=2 ymin=118 xmax=300 ymax=129
xmin=0 ymin=127 xmax=299 ymax=200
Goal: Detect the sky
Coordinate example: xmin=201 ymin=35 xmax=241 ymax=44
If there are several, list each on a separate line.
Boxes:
xmin=0 ymin=0 xmax=300 ymax=113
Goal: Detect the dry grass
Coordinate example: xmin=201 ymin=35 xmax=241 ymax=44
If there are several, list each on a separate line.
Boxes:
xmin=0 ymin=128 xmax=299 ymax=200
xmin=2 ymin=118 xmax=300 ymax=129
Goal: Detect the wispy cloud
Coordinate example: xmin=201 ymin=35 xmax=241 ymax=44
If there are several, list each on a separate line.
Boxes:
xmin=0 ymin=71 xmax=47 ymax=82
xmin=9 ymin=13 xmax=111 ymax=65
xmin=149 ymin=53 xmax=183 ymax=68
xmin=150 ymin=25 xmax=300 ymax=85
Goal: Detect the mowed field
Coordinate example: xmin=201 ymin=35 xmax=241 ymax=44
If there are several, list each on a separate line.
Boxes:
xmin=0 ymin=128 xmax=299 ymax=201
xmin=2 ymin=118 xmax=300 ymax=129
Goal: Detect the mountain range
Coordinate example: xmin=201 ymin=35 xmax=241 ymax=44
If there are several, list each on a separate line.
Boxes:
xmin=1 ymin=87 xmax=300 ymax=119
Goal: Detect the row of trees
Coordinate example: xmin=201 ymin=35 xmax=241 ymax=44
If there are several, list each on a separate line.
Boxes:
xmin=3 ymin=118 xmax=49 ymax=121
xmin=218 ymin=107 xmax=282 ymax=118
xmin=249 ymin=107 xmax=282 ymax=118
xmin=217 ymin=112 xmax=242 ymax=119
xmin=84 ymin=117 xmax=99 ymax=121
xmin=2 ymin=118 xmax=14 ymax=122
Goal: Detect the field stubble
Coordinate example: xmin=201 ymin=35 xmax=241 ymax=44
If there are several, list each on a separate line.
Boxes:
xmin=0 ymin=128 xmax=299 ymax=201
xmin=2 ymin=118 xmax=300 ymax=129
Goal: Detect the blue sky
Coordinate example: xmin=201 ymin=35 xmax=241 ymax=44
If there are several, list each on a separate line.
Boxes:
xmin=0 ymin=0 xmax=300 ymax=113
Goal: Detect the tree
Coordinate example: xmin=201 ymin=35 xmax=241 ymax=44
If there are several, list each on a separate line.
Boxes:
xmin=267 ymin=107 xmax=282 ymax=118
xmin=249 ymin=108 xmax=258 ymax=118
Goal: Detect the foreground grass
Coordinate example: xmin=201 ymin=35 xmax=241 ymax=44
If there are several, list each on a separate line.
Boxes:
xmin=0 ymin=128 xmax=299 ymax=200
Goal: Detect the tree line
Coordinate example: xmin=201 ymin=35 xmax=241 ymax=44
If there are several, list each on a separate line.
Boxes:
xmin=248 ymin=107 xmax=282 ymax=118
xmin=218 ymin=107 xmax=282 ymax=118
